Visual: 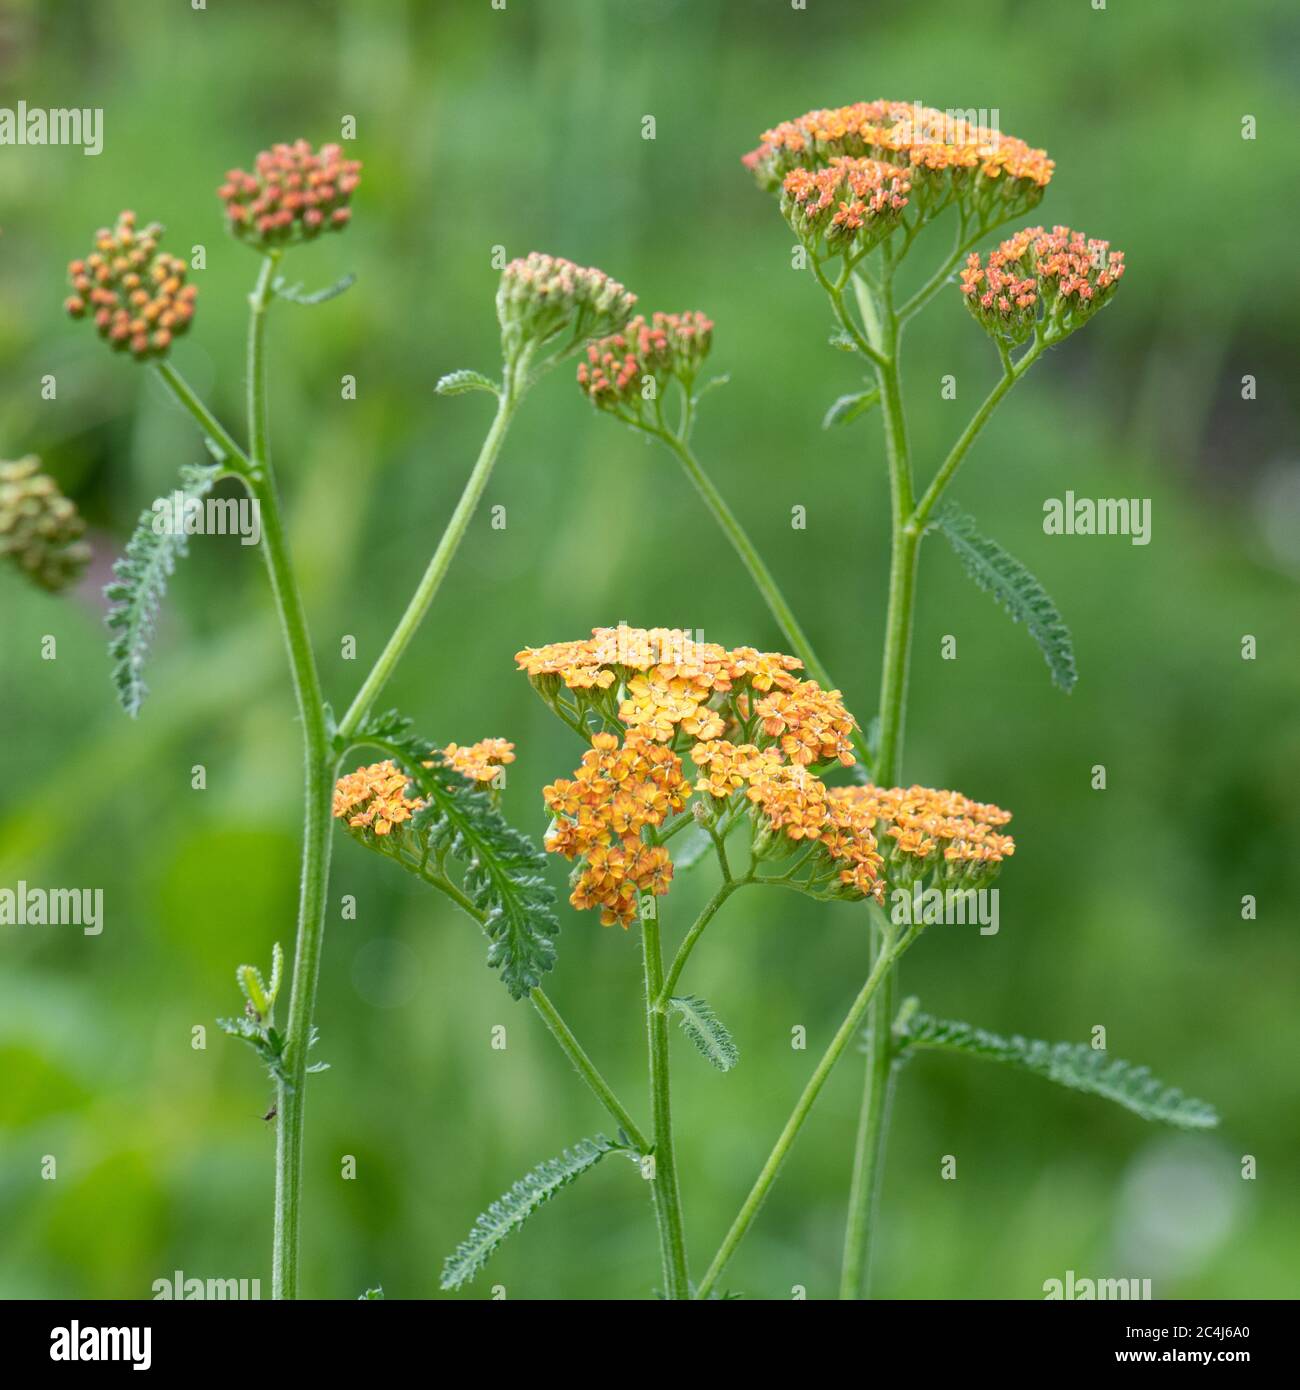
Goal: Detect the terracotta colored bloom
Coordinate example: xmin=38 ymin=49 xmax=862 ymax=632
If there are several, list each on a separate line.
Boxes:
xmin=961 ymin=224 xmax=1125 ymax=344
xmin=753 ymin=681 xmax=858 ymax=767
xmin=781 ymin=157 xmax=910 ymax=258
xmin=831 ymin=783 xmax=1014 ymax=886
xmin=746 ymin=762 xmax=885 ymax=902
xmin=745 ymin=100 xmax=1052 ymax=225
xmin=333 ymin=760 xmax=425 ymax=836
xmin=543 ymin=730 xmax=688 ymax=927
xmin=690 ymin=740 xmax=784 ymax=800
xmin=497 ymin=252 xmax=638 ymax=362
xmin=578 ymin=311 xmax=715 ymax=421
xmin=219 ymin=139 xmax=361 ymax=248
xmin=441 ymin=738 xmax=516 ymax=784
xmin=65 ymin=211 xmax=197 ymax=360
xmin=0 ymin=456 xmax=91 ymax=593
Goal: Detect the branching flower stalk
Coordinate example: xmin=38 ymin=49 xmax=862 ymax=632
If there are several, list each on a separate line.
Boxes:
xmin=49 ymin=109 xmax=1211 ymax=1303
xmin=63 ymin=157 xmax=642 ymax=1297
xmin=559 ymin=102 xmax=1189 ymax=1303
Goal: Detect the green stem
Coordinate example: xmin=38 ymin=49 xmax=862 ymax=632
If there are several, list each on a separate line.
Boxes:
xmin=869 ymin=274 xmax=916 ymax=782
xmin=910 ymin=340 xmax=1045 ymax=531
xmin=225 ymin=254 xmax=336 ymax=1301
xmin=642 ymin=898 xmax=690 ymax=1298
xmin=654 ymin=878 xmax=741 ymax=1010
xmin=531 ymin=987 xmax=651 ymax=1152
xmin=659 ymin=432 xmax=837 ymax=694
xmin=696 ymin=922 xmax=910 ymax=1300
xmin=838 ymin=908 xmax=898 ymax=1300
xmin=337 ymin=383 xmax=520 ymax=739
xmin=838 ymin=260 xmax=1042 ymax=1300
xmin=154 ymin=360 xmax=250 ymax=469
xmin=837 ymin=261 xmax=916 ymax=1302
xmin=370 ymin=849 xmax=652 ymax=1153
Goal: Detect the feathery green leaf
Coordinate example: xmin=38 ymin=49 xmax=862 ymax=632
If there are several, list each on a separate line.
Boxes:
xmin=272 ymin=272 xmax=356 ymax=306
xmin=930 ymin=503 xmax=1077 ymax=692
xmin=668 ymin=995 xmax=739 ymax=1071
xmin=822 ymin=387 xmax=880 ymax=429
xmin=898 ymin=1012 xmax=1218 ymax=1130
xmin=348 ymin=711 xmax=559 ymax=999
xmin=105 ymin=462 xmax=219 ymax=716
xmin=436 ymin=369 xmax=500 ymax=397
xmin=441 ymin=1136 xmax=620 ymax=1290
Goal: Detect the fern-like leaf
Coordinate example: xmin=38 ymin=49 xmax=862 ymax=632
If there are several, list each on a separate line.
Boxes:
xmin=930 ymin=503 xmax=1077 ymax=692
xmin=436 ymin=369 xmax=500 ymax=397
xmin=273 ymin=272 xmax=356 ymax=306
xmin=105 ymin=462 xmax=218 ymax=716
xmin=440 ymin=1136 xmax=619 ymax=1290
xmin=822 ymin=387 xmax=880 ymax=429
xmin=898 ymin=1012 xmax=1218 ymax=1130
xmin=668 ymin=995 xmax=739 ymax=1071
xmin=349 ymin=711 xmax=559 ymax=999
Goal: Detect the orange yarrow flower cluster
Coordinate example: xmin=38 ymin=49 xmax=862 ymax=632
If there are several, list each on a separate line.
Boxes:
xmin=516 ymin=626 xmax=803 ymax=702
xmin=577 ymin=311 xmax=714 ymax=420
xmin=832 ymin=783 xmax=1015 ymax=886
xmin=753 ymin=681 xmax=858 ymax=766
xmin=961 ymin=224 xmax=1126 ymax=344
xmin=781 ymin=157 xmax=911 ymax=257
xmin=544 ymin=731 xmax=687 ymax=927
xmin=333 ymin=760 xmax=425 ymax=836
xmin=746 ymin=763 xmax=885 ymax=902
xmin=690 ymin=739 xmax=783 ymax=800
xmin=219 ymin=139 xmax=361 ymax=247
xmin=521 ymin=629 xmax=1019 ymax=918
xmin=521 ymin=626 xmax=889 ymax=918
xmin=745 ymin=100 xmax=1052 ymax=224
xmin=441 ymin=738 xmax=516 ymax=784
xmin=65 ymin=211 xmax=197 ymax=360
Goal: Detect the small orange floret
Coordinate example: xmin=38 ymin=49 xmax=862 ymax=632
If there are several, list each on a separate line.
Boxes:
xmin=332 ymin=760 xmax=425 ymax=836
xmin=441 ymin=738 xmax=516 ymax=784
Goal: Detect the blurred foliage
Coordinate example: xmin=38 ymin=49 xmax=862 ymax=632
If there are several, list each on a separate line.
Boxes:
xmin=1 ymin=0 xmax=1297 ymax=1300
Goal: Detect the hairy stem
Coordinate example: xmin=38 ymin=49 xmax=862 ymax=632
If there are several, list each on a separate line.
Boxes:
xmin=360 ymin=847 xmax=652 ymax=1151
xmin=531 ymin=987 xmax=651 ymax=1152
xmin=230 ymin=255 xmax=337 ymax=1301
xmin=838 ymin=258 xmax=916 ymax=1301
xmin=696 ymin=924 xmax=909 ymax=1299
xmin=642 ymin=898 xmax=691 ymax=1298
xmin=838 ymin=907 xmax=899 ymax=1300
xmin=154 ymin=361 xmax=249 ymax=469
xmin=337 ymin=384 xmax=520 ymax=738
xmin=659 ymin=433 xmax=836 ymax=690
xmin=654 ymin=877 xmax=742 ymax=1009
xmin=910 ymin=339 xmax=1045 ymax=531
xmin=655 ymin=429 xmax=873 ymax=765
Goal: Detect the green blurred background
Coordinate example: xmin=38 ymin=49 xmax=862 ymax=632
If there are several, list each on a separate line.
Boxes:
xmin=1 ymin=0 xmax=1297 ymax=1300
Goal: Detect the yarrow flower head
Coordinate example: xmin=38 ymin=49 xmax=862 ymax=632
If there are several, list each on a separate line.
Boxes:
xmin=0 ymin=456 xmax=91 ymax=593
xmin=577 ymin=311 xmax=714 ymax=423
xmin=830 ymin=783 xmax=1015 ymax=889
xmin=517 ymin=625 xmax=886 ymax=920
xmin=960 ymin=225 xmax=1125 ymax=345
xmin=441 ymin=738 xmax=516 ymax=785
xmin=65 ymin=211 xmax=196 ymax=360
xmin=544 ymin=731 xmax=687 ymax=927
xmin=519 ymin=627 xmax=1018 ymax=925
xmin=745 ymin=100 xmax=1052 ymax=228
xmin=781 ymin=158 xmax=911 ymax=259
xmin=218 ymin=139 xmax=361 ymax=248
xmin=332 ymin=760 xmax=425 ymax=837
xmin=497 ymin=252 xmax=638 ymax=368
